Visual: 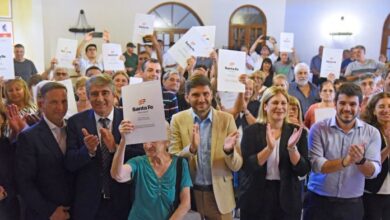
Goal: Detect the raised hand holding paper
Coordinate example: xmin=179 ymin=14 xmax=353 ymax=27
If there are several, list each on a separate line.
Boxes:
xmin=280 ymin=32 xmax=294 ymax=53
xmin=320 ymin=48 xmax=343 ymax=79
xmin=132 ymin=13 xmax=155 ymax=44
xmin=55 ymin=38 xmax=77 ymax=68
xmin=102 ymin=43 xmax=125 ymax=71
xmin=122 ymin=81 xmax=167 ymax=145
xmin=217 ymin=49 xmax=245 ymax=93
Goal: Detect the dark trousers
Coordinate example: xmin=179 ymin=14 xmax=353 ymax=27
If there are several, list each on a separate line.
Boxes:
xmin=241 ymin=180 xmax=301 ymax=220
xmin=363 ymin=193 xmax=390 ymax=220
xmin=303 ymin=191 xmax=363 ymax=220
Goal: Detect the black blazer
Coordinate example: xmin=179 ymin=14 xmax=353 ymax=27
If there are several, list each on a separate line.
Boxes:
xmin=0 ymin=138 xmax=19 ymax=220
xmin=239 ymin=122 xmax=310 ymax=216
xmin=65 ymin=108 xmax=144 ymax=220
xmin=365 ymin=134 xmax=389 ymax=193
xmin=15 ymin=119 xmax=73 ymax=220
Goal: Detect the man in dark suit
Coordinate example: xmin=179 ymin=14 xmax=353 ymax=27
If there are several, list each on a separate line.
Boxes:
xmin=65 ymin=74 xmax=144 ymax=220
xmin=15 ymin=82 xmax=72 ymax=220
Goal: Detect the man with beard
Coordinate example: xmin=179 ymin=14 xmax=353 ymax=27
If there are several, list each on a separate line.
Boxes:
xmin=303 ymin=83 xmax=381 ymax=220
xmin=288 ymin=62 xmax=320 ymax=115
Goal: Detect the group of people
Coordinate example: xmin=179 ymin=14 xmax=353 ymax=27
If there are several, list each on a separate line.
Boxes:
xmin=0 ymin=29 xmax=389 ymax=220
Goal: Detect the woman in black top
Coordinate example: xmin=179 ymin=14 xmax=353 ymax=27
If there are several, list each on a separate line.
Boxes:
xmin=240 ymin=86 xmax=310 ymax=220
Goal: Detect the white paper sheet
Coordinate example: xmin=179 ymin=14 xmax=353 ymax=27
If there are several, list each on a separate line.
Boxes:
xmin=0 ymin=38 xmax=14 ymax=79
xmin=320 ymin=48 xmax=343 ymax=79
xmin=314 ymin=108 xmax=336 ymax=123
xmin=129 ymin=77 xmax=143 ymax=85
xmin=132 ymin=13 xmax=155 ymax=44
xmin=218 ymin=91 xmax=238 ymax=109
xmin=217 ymin=49 xmax=246 ymax=93
xmin=122 ymin=80 xmax=167 ymax=144
xmin=102 ymin=43 xmax=125 ymax=71
xmin=167 ymin=28 xmax=211 ymax=68
xmin=279 ymin=32 xmax=294 ymax=53
xmin=55 ymin=38 xmax=78 ymax=69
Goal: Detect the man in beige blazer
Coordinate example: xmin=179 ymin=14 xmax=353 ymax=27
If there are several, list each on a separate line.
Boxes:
xmin=169 ymin=75 xmax=242 ymax=220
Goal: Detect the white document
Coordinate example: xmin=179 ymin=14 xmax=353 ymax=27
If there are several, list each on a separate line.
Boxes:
xmin=0 ymin=38 xmax=15 ymax=79
xmin=122 ymin=81 xmax=167 ymax=145
xmin=280 ymin=32 xmax=294 ymax=53
xmin=217 ymin=49 xmax=245 ymax=93
xmin=55 ymin=38 xmax=77 ymax=69
xmin=320 ymin=48 xmax=343 ymax=79
xmin=132 ymin=13 xmax=155 ymax=44
xmin=129 ymin=77 xmax=143 ymax=85
xmin=102 ymin=43 xmax=125 ymax=71
xmin=218 ymin=91 xmax=238 ymax=109
xmin=314 ymin=108 xmax=336 ymax=123
xmin=192 ymin=26 xmax=216 ymax=48
xmin=167 ymin=28 xmax=211 ymax=68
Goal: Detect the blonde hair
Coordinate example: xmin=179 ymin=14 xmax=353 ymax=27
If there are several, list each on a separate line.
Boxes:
xmin=288 ymin=95 xmax=303 ymax=123
xmin=5 ymin=78 xmax=33 ymax=107
xmin=75 ymin=76 xmax=88 ymax=90
xmin=250 ymin=70 xmax=266 ymax=82
xmin=257 ymin=86 xmax=289 ymax=123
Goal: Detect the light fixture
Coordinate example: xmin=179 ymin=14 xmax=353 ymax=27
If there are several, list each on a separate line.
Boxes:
xmin=329 ymin=16 xmax=353 ymax=36
xmin=69 ymin=10 xmax=95 ymax=33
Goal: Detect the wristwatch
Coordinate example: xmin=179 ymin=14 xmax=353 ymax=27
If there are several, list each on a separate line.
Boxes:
xmin=355 ymin=157 xmax=366 ymax=165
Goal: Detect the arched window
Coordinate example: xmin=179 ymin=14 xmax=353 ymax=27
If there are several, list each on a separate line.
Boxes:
xmin=229 ymin=5 xmax=267 ymax=50
xmin=381 ymin=14 xmax=390 ymax=59
xmin=148 ymin=2 xmax=203 ymax=52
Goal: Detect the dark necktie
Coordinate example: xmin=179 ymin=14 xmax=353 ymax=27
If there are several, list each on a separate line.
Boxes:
xmin=99 ymin=118 xmax=111 ymax=199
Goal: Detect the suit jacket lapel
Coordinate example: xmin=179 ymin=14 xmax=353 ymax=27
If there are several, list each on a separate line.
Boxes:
xmin=38 ymin=120 xmax=64 ymax=160
xmin=279 ymin=123 xmax=291 ymax=167
xmin=87 ymin=110 xmax=98 ymax=136
xmin=211 ymin=109 xmax=219 ymax=166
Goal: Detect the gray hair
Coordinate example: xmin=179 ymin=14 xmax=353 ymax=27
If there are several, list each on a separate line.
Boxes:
xmin=294 ymin=63 xmax=310 ymax=75
xmin=162 ymin=71 xmax=181 ymax=82
xmin=86 ymin=74 xmax=115 ymax=97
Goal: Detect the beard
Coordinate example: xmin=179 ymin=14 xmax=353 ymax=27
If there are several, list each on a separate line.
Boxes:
xmin=336 ymin=112 xmax=358 ymax=125
xmin=296 ymin=78 xmax=309 ymax=86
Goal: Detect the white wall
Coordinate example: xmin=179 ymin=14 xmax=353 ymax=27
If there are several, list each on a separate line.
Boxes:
xmin=13 ymin=0 xmax=45 ymax=72
xmin=11 ymin=0 xmax=388 ymax=69
xmin=284 ymin=0 xmax=389 ymax=64
xmin=38 ymin=0 xmax=286 ymax=67
xmin=40 ymin=0 xmax=215 ymax=67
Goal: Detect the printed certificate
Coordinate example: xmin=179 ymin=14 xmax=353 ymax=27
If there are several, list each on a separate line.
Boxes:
xmin=122 ymin=80 xmax=167 ymax=144
xmin=217 ymin=49 xmax=245 ymax=93
xmin=280 ymin=32 xmax=294 ymax=53
xmin=55 ymin=38 xmax=77 ymax=68
xmin=132 ymin=13 xmax=155 ymax=44
xmin=320 ymin=48 xmax=343 ymax=79
xmin=102 ymin=43 xmax=125 ymax=71
xmin=167 ymin=27 xmax=211 ymax=68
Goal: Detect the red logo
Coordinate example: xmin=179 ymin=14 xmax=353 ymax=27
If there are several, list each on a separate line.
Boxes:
xmin=138 ymin=98 xmax=146 ymax=105
xmin=229 ymin=62 xmax=235 ymax=66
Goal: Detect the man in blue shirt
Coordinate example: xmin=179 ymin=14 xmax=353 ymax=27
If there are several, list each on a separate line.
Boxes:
xmin=170 ymin=75 xmax=242 ymax=220
xmin=288 ymin=63 xmax=320 ymax=116
xmin=303 ymin=83 xmax=382 ymax=220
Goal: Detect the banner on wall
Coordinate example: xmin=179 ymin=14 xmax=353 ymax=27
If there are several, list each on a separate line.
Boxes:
xmin=0 ymin=21 xmax=14 ymax=79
